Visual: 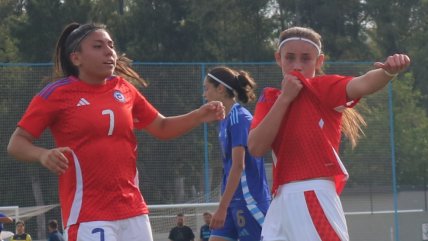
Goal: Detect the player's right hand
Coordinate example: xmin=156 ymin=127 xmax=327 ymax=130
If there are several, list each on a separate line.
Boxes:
xmin=278 ymin=74 xmax=303 ymax=103
xmin=209 ymin=208 xmax=227 ymax=230
xmin=39 ymin=147 xmax=72 ymax=175
xmin=197 ymin=101 xmax=225 ymax=123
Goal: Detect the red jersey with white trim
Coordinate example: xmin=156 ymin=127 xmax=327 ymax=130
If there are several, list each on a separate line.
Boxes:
xmin=251 ymin=71 xmax=358 ymax=195
xmin=18 ymin=76 xmax=159 ymax=227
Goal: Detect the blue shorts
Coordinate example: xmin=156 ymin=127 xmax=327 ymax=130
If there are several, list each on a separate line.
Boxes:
xmin=210 ymin=202 xmax=269 ymax=241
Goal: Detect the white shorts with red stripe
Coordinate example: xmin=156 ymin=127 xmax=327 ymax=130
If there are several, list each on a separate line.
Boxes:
xmin=261 ymin=179 xmax=349 ymax=241
xmin=65 ymin=214 xmax=153 ymax=241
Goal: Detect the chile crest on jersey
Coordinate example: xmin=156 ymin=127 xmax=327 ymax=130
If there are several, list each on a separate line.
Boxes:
xmin=113 ymin=90 xmax=126 ymax=103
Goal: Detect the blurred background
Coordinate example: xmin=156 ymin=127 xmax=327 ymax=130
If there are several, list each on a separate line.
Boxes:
xmin=1 ymin=0 xmax=427 ymax=240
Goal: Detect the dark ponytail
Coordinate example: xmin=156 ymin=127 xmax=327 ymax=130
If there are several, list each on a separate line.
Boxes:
xmin=52 ymin=22 xmax=148 ymax=87
xmin=207 ymin=66 xmax=257 ymax=104
xmin=115 ymin=54 xmax=148 ymax=87
xmin=53 ymin=22 xmax=80 ymax=78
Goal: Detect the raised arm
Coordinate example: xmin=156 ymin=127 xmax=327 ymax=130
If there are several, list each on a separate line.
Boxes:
xmin=144 ymin=101 xmax=225 ymax=140
xmin=248 ymin=75 xmax=303 ymax=157
xmin=346 ymin=54 xmax=411 ymax=100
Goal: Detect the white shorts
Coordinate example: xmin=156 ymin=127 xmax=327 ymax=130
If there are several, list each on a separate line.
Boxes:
xmin=65 ymin=214 xmax=153 ymax=241
xmin=261 ymin=179 xmax=349 ymax=241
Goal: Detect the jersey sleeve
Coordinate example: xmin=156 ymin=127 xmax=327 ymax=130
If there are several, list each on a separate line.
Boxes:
xmin=131 ymin=85 xmax=159 ymax=130
xmin=312 ymin=74 xmax=359 ymax=109
xmin=229 ymin=113 xmax=250 ymax=148
xmin=18 ymin=95 xmax=59 ymax=138
xmin=250 ymin=87 xmax=280 ymax=129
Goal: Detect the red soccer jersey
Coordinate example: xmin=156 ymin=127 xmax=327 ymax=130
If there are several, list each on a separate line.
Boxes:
xmin=18 ymin=76 xmax=159 ymax=227
xmin=251 ymin=71 xmax=358 ymax=195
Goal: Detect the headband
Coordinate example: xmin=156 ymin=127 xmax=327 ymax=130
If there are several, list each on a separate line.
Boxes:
xmin=207 ymin=73 xmax=233 ymax=91
xmin=278 ymin=37 xmax=321 ymax=55
xmin=66 ymin=25 xmax=100 ymax=54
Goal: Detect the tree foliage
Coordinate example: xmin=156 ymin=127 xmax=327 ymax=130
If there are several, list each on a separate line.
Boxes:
xmin=274 ymin=0 xmax=371 ymax=60
xmin=342 ymin=73 xmax=428 ymax=187
xmin=0 ymin=0 xmax=21 ymax=62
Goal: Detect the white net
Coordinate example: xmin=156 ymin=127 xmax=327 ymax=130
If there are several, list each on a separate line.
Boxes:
xmin=0 ymin=206 xmax=19 ymax=221
xmin=0 ymin=206 xmax=18 ymax=240
xmin=0 ymin=205 xmax=59 ymax=222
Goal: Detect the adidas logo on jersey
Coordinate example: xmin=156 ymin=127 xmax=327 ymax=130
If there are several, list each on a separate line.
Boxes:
xmin=76 ymin=98 xmax=90 ymax=106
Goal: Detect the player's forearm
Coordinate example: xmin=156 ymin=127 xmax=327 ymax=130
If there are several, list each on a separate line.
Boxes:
xmin=7 ymin=129 xmax=46 ymax=163
xmin=346 ymin=69 xmax=394 ymax=100
xmin=219 ymin=162 xmax=244 ymax=210
xmin=0 ymin=216 xmax=13 ymax=223
xmin=248 ymin=98 xmax=292 ymax=157
xmin=153 ymin=109 xmax=203 ymax=140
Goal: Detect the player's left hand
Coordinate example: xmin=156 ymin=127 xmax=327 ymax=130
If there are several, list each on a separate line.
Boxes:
xmin=197 ymin=101 xmax=225 ymax=123
xmin=374 ymin=54 xmax=411 ymax=75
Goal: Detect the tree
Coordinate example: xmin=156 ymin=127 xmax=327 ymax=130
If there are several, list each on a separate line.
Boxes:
xmin=9 ymin=0 xmax=63 ymax=62
xmin=392 ymin=73 xmax=428 ymax=186
xmin=122 ymin=0 xmax=198 ymax=61
xmin=405 ymin=0 xmax=428 ymax=108
xmin=9 ymin=0 xmax=93 ymax=62
xmin=363 ymin=0 xmax=416 ymax=55
xmin=342 ymin=73 xmax=428 ymax=187
xmin=363 ymin=0 xmax=428 ymax=110
xmin=123 ymin=0 xmax=273 ymax=62
xmin=187 ymin=0 xmax=274 ymax=61
xmin=0 ymin=0 xmax=21 ymax=62
xmin=272 ymin=0 xmax=372 ymax=60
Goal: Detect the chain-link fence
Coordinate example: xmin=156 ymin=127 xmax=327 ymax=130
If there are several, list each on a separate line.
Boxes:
xmin=1 ymin=62 xmax=427 ymax=241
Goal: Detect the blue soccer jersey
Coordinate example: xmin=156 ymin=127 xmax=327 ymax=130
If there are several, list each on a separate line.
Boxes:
xmin=213 ymin=103 xmax=271 ymax=241
xmin=218 ymin=103 xmax=271 ymax=207
xmin=0 ymin=213 xmax=6 ymax=232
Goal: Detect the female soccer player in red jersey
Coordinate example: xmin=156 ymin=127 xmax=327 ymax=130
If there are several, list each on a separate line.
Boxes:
xmin=248 ymin=26 xmax=410 ymax=241
xmin=7 ymin=22 xmax=224 ymax=241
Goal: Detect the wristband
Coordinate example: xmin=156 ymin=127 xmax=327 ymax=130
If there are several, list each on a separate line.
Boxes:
xmin=383 ymin=69 xmax=398 ymax=78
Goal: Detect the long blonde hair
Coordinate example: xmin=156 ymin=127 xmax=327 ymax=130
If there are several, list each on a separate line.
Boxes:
xmin=279 ymin=26 xmax=366 ymax=148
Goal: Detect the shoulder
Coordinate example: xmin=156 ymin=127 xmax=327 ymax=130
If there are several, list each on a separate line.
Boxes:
xmin=47 ymin=232 xmax=58 ymax=239
xmin=257 ymin=87 xmax=280 ymax=104
xmin=116 ymin=77 xmax=149 ymax=102
xmin=311 ymin=74 xmax=353 ymax=86
xmin=229 ymin=105 xmax=252 ymax=124
xmin=311 ymin=74 xmax=354 ymax=99
xmin=235 ymin=104 xmax=251 ymax=115
xmin=117 ymin=76 xmax=141 ymax=92
xmin=38 ymin=77 xmax=77 ymax=100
